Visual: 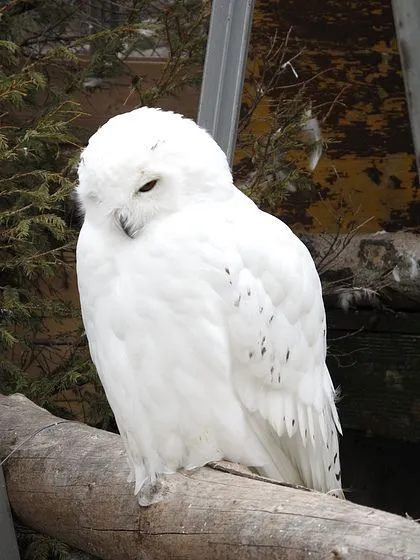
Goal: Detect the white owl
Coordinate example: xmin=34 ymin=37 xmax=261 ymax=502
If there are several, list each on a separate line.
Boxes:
xmin=76 ymin=107 xmax=343 ymax=504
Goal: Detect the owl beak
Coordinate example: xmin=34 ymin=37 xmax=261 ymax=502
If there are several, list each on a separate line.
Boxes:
xmin=115 ymin=210 xmax=135 ymax=239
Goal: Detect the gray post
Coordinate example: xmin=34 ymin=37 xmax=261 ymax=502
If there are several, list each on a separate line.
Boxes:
xmin=197 ymin=0 xmax=255 ymax=166
xmin=0 ymin=465 xmax=20 ymax=560
xmin=392 ymin=0 xmax=420 ymax=174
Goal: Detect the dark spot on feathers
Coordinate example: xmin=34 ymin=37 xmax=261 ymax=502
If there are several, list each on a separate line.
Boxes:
xmin=261 ymin=346 xmax=267 ymax=356
xmin=333 ymin=453 xmax=338 ymax=464
xmin=269 ymin=315 xmax=274 ymax=324
xmin=262 ymin=336 xmax=266 ymax=344
xmin=247 ymin=288 xmax=251 ymax=296
xmin=225 ymin=267 xmax=230 ymax=275
xmin=249 ymin=351 xmax=254 ymax=359
xmin=259 ymin=306 xmax=263 ymax=313
xmin=234 ymin=295 xmax=241 ymax=307
xmin=151 ymin=141 xmax=159 ymax=151
xmin=292 ymin=419 xmax=295 ymax=427
xmin=335 ymin=471 xmax=341 ymax=481
xmin=323 ymin=329 xmax=326 ymax=336
xmin=286 ymin=349 xmax=290 ymax=361
xmin=328 ymin=464 xmax=331 ymax=472
xmin=270 ymin=366 xmax=274 ymax=373
xmin=305 ymin=429 xmax=308 ymax=437
xmin=277 ymin=374 xmax=281 ymax=383
xmin=326 ymin=443 xmax=329 ymax=450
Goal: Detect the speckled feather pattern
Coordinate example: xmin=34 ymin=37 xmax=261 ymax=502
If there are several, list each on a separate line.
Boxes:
xmin=76 ymin=107 xmax=343 ymax=502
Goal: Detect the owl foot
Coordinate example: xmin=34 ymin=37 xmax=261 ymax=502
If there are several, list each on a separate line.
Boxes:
xmin=137 ymin=476 xmax=166 ymax=506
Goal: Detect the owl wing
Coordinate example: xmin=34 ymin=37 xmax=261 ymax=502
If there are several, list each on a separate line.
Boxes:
xmin=225 ymin=202 xmax=342 ymax=496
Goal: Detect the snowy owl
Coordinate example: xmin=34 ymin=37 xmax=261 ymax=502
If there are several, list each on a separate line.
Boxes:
xmin=76 ymin=107 xmax=343 ymax=504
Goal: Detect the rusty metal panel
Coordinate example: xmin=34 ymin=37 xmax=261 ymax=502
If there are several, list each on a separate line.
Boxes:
xmin=247 ymin=0 xmax=418 ymax=233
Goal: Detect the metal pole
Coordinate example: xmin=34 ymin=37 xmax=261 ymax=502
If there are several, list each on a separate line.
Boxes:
xmin=0 ymin=465 xmax=20 ymax=560
xmin=392 ymin=0 xmax=420 ymax=175
xmin=197 ymin=0 xmax=255 ymax=166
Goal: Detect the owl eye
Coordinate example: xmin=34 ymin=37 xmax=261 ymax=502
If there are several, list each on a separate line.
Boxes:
xmin=137 ymin=179 xmax=158 ymax=193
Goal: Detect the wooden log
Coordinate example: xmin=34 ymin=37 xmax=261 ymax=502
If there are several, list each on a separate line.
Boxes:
xmin=1 ymin=394 xmax=420 ymax=559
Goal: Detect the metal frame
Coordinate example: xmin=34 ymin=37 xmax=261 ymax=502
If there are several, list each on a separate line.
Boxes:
xmin=392 ymin=0 xmax=420 ymax=175
xmin=198 ymin=0 xmax=255 ymax=166
xmin=0 ymin=465 xmax=20 ymax=560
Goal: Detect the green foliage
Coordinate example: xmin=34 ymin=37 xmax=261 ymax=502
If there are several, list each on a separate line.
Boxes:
xmin=235 ymin=31 xmax=321 ymax=214
xmin=0 ymin=23 xmax=88 ymax=416
xmin=238 ymin=91 xmax=316 ymax=213
xmin=18 ymin=528 xmax=72 ymax=560
xmin=16 ymin=525 xmax=100 ymax=560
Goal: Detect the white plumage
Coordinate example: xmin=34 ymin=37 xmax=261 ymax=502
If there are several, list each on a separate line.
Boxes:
xmin=76 ymin=107 xmax=343 ymax=504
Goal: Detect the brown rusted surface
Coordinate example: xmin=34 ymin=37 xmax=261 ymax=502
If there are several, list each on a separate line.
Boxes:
xmin=248 ymin=0 xmax=419 ymax=233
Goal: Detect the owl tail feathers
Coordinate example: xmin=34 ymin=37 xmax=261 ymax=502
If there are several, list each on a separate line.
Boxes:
xmin=126 ymin=464 xmax=146 ymax=493
xmin=246 ymin=412 xmax=306 ymax=486
xmin=246 ymin=412 xmax=344 ymax=499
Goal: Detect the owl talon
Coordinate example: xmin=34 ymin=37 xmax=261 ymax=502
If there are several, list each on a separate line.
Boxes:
xmin=137 ymin=477 xmax=166 ymax=506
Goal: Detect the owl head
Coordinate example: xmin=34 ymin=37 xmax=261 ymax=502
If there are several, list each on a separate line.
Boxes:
xmin=76 ymin=107 xmax=233 ymax=238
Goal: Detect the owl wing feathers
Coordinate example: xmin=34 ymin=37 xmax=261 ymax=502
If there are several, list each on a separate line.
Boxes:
xmin=225 ymin=203 xmax=343 ymax=496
